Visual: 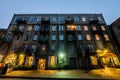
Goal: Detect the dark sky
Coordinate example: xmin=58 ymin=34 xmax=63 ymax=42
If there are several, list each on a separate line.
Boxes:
xmin=0 ymin=0 xmax=119 ymax=29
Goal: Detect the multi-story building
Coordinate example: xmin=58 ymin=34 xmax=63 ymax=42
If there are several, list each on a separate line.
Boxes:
xmin=0 ymin=29 xmax=7 ymax=62
xmin=1 ymin=14 xmax=120 ymax=70
xmin=110 ymin=18 xmax=120 ymax=61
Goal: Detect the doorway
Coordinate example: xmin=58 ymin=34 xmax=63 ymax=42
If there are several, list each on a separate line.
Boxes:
xmin=38 ymin=59 xmax=46 ymax=69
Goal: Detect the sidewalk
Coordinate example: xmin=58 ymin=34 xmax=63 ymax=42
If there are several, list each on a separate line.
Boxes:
xmin=0 ymin=68 xmax=120 ymax=79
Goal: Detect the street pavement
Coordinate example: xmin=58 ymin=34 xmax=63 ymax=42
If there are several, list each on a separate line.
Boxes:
xmin=0 ymin=68 xmax=120 ymax=79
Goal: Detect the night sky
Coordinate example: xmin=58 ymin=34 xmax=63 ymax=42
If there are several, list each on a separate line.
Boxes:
xmin=0 ymin=0 xmax=119 ymax=28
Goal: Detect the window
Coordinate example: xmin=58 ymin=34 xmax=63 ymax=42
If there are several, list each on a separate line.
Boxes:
xmin=31 ymin=45 xmax=36 ymax=52
xmin=24 ymin=34 xmax=29 ymax=41
xmin=59 ymin=17 xmax=64 ymax=22
xmin=76 ymin=25 xmax=81 ymax=31
xmin=12 ymin=45 xmax=16 ymax=50
xmin=86 ymin=34 xmax=91 ymax=40
xmin=78 ymin=34 xmax=82 ymax=40
xmin=52 ymin=25 xmax=56 ymax=31
xmin=88 ymin=45 xmax=94 ymax=52
xmin=92 ymin=26 xmax=97 ymax=31
xmin=70 ymin=44 xmax=73 ymax=50
xmin=30 ymin=17 xmax=34 ymax=22
xmin=27 ymin=26 xmax=32 ymax=31
xmin=95 ymin=34 xmax=100 ymax=40
xmin=34 ymin=25 xmax=39 ymax=31
xmin=41 ymin=35 xmax=47 ymax=41
xmin=74 ymin=17 xmax=80 ymax=21
xmin=59 ymin=25 xmax=64 ymax=31
xmin=104 ymin=34 xmax=109 ymax=41
xmin=98 ymin=17 xmax=102 ymax=22
xmin=97 ymin=41 xmax=103 ymax=49
xmin=84 ymin=26 xmax=88 ymax=31
xmin=33 ymin=34 xmax=38 ymax=41
xmin=67 ymin=25 xmax=76 ymax=30
xmin=42 ymin=45 xmax=46 ymax=50
xmin=52 ymin=17 xmax=57 ymax=21
xmin=101 ymin=26 xmax=106 ymax=31
xmin=19 ymin=25 xmax=24 ymax=31
xmin=6 ymin=35 xmax=12 ymax=42
xmin=16 ymin=35 xmax=20 ymax=40
xmin=51 ymin=44 xmax=56 ymax=50
xmin=59 ymin=44 xmax=64 ymax=50
xmin=82 ymin=17 xmax=86 ymax=22
xmin=36 ymin=17 xmax=41 ymax=22
xmin=68 ymin=35 xmax=73 ymax=41
xmin=52 ymin=35 xmax=56 ymax=40
xmin=59 ymin=35 xmax=64 ymax=40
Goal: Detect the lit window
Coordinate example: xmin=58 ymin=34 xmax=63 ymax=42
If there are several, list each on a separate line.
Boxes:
xmin=104 ymin=34 xmax=109 ymax=41
xmin=67 ymin=25 xmax=76 ymax=30
xmin=59 ymin=44 xmax=64 ymax=50
xmin=42 ymin=45 xmax=46 ymax=50
xmin=92 ymin=26 xmax=97 ymax=31
xmin=34 ymin=25 xmax=39 ymax=31
xmin=51 ymin=44 xmax=56 ymax=50
xmin=27 ymin=26 xmax=32 ymax=31
xmin=75 ymin=17 xmax=80 ymax=21
xmin=76 ymin=25 xmax=81 ymax=31
xmin=52 ymin=25 xmax=56 ymax=31
xmin=59 ymin=35 xmax=64 ymax=40
xmin=52 ymin=17 xmax=57 ymax=21
xmin=59 ymin=25 xmax=64 ymax=31
xmin=95 ymin=34 xmax=100 ymax=40
xmin=78 ymin=34 xmax=82 ymax=40
xmin=101 ymin=26 xmax=106 ymax=31
xmin=82 ymin=17 xmax=86 ymax=22
xmin=52 ymin=35 xmax=56 ymax=40
xmin=86 ymin=34 xmax=91 ymax=40
xmin=33 ymin=34 xmax=38 ymax=41
xmin=50 ymin=56 xmax=55 ymax=66
xmin=97 ymin=41 xmax=103 ymax=49
xmin=84 ymin=26 xmax=88 ymax=31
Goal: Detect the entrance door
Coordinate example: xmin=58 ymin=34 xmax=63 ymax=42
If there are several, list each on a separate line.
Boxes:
xmin=69 ymin=57 xmax=77 ymax=69
xmin=38 ymin=59 xmax=46 ymax=69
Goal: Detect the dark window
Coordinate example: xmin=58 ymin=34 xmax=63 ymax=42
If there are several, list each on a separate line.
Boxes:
xmin=16 ymin=35 xmax=20 ymax=40
xmin=24 ymin=34 xmax=29 ymax=41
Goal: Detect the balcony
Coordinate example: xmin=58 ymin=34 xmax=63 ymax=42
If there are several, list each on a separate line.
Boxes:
xmin=12 ymin=28 xmax=23 ymax=34
xmin=41 ymin=17 xmax=50 ymax=24
xmin=65 ymin=17 xmax=74 ymax=24
xmin=89 ymin=18 xmax=99 ymax=24
xmin=16 ymin=18 xmax=27 ymax=24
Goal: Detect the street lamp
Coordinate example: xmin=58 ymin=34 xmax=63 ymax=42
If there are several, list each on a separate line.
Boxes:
xmin=59 ymin=53 xmax=64 ymax=58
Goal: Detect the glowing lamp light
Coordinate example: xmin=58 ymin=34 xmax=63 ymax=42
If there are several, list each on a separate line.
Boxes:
xmin=59 ymin=53 xmax=64 ymax=58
